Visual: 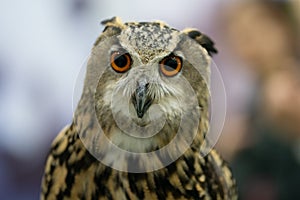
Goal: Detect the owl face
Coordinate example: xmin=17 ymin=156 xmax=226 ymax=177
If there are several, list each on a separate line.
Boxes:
xmin=102 ymin=34 xmax=188 ymax=123
xmin=80 ymin=17 xmax=215 ymax=157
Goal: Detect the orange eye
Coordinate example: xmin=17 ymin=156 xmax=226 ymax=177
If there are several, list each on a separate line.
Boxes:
xmin=110 ymin=51 xmax=132 ymax=73
xmin=159 ymin=55 xmax=182 ymax=77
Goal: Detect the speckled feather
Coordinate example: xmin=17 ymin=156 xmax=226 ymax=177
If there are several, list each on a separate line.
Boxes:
xmin=41 ymin=17 xmax=237 ymax=200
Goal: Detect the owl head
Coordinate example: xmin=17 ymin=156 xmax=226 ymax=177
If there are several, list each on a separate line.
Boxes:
xmin=75 ymin=17 xmax=217 ymax=171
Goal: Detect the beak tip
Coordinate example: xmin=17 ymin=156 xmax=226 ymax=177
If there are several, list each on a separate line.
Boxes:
xmin=137 ymin=111 xmax=144 ymax=118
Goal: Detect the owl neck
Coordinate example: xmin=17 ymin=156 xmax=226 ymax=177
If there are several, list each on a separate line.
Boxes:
xmin=74 ymin=88 xmax=210 ymax=171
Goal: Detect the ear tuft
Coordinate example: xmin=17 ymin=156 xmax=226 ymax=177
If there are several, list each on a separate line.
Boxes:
xmin=182 ymin=29 xmax=218 ymax=56
xmin=101 ymin=16 xmax=125 ymax=30
xmin=94 ymin=17 xmax=125 ymax=46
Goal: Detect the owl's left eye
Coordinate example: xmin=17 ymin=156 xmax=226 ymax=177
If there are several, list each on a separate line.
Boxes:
xmin=159 ymin=55 xmax=182 ymax=77
xmin=110 ymin=51 xmax=132 ymax=73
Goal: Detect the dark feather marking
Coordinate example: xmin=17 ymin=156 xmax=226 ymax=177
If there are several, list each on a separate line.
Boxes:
xmin=43 ymin=162 xmax=55 ymax=198
xmin=93 ymin=167 xmax=113 ymax=199
xmin=128 ymin=173 xmax=145 ymax=199
xmin=202 ymin=155 xmax=225 ymax=199
xmin=125 ymin=191 xmax=130 ymax=200
xmin=93 ymin=185 xmax=113 ymax=200
xmin=187 ymin=30 xmax=201 ymax=38
xmin=201 ymin=157 xmax=215 ymax=199
xmin=186 ymin=188 xmax=205 ymax=200
xmin=57 ymin=169 xmax=74 ymax=198
xmin=153 ymin=171 xmax=182 ymax=199
xmin=56 ymin=148 xmax=71 ymax=165
xmin=183 ymin=156 xmax=195 ymax=178
xmin=146 ymin=174 xmax=156 ymax=191
xmin=186 ymin=30 xmax=218 ymax=56
xmin=43 ymin=179 xmax=53 ymax=199
xmin=80 ymin=193 xmax=87 ymax=200
xmin=56 ymin=190 xmax=65 ymax=200
xmin=73 ymin=151 xmax=96 ymax=172
xmin=43 ymin=150 xmax=55 ymax=198
xmin=52 ymin=131 xmax=96 ymax=199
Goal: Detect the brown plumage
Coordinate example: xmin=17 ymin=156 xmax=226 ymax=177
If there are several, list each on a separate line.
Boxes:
xmin=41 ymin=17 xmax=237 ymax=200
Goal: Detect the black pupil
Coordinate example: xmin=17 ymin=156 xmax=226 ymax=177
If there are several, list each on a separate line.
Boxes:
xmin=164 ymin=57 xmax=178 ymax=71
xmin=114 ymin=54 xmax=128 ymax=68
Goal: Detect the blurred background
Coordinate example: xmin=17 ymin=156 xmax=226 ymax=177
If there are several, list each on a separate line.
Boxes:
xmin=0 ymin=0 xmax=299 ymax=199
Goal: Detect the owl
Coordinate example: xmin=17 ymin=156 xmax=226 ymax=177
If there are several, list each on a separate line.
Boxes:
xmin=41 ymin=17 xmax=237 ymax=200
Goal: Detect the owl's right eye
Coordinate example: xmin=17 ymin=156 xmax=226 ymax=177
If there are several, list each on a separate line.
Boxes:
xmin=110 ymin=51 xmax=132 ymax=73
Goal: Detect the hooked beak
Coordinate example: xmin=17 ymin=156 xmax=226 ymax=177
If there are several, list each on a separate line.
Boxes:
xmin=131 ymin=81 xmax=152 ymax=118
